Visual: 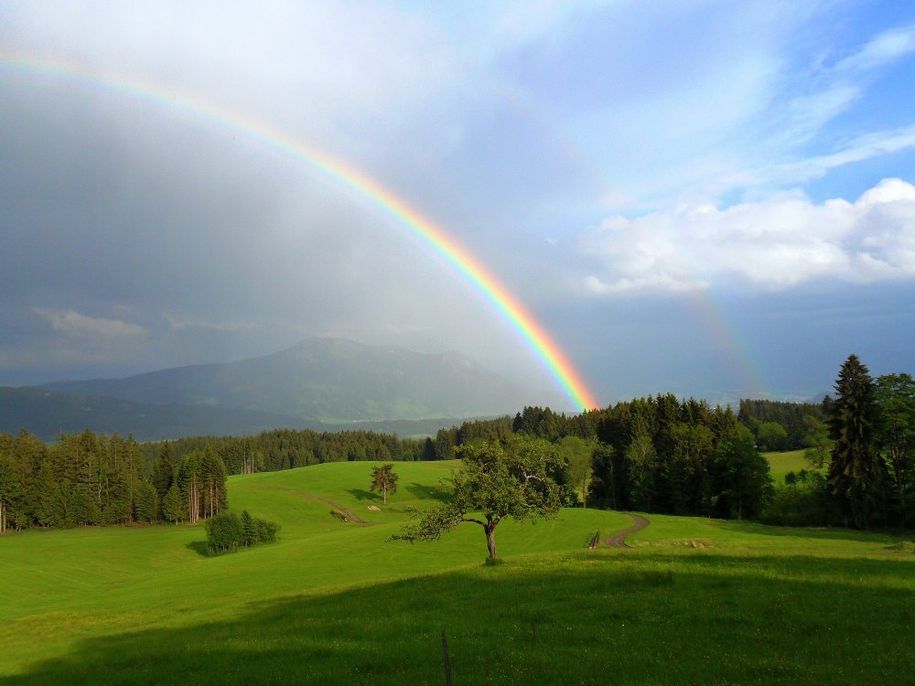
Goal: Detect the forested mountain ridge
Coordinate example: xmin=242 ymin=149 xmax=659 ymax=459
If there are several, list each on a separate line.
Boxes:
xmin=0 ymin=386 xmax=484 ymax=443
xmin=0 ymin=386 xmax=310 ymax=441
xmin=42 ymin=338 xmax=548 ymax=422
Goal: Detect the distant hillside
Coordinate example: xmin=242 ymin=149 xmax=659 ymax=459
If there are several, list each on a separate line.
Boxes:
xmin=43 ymin=338 xmax=541 ymax=422
xmin=0 ymin=386 xmax=483 ymax=442
xmin=0 ymin=386 xmax=309 ymax=441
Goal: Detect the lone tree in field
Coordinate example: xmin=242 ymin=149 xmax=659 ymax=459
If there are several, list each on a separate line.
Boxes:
xmin=827 ymin=354 xmax=886 ymax=529
xmin=396 ymin=436 xmax=562 ymax=561
xmin=370 ymin=463 xmax=399 ymax=504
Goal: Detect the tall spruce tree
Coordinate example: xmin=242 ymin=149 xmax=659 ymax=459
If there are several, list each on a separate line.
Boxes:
xmin=827 ymin=355 xmax=886 ymax=529
xmin=152 ymin=443 xmax=175 ymax=504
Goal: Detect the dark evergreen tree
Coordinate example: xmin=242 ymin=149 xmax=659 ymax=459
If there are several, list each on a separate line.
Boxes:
xmin=152 ymin=443 xmax=175 ymax=504
xmin=827 ymin=355 xmax=886 ymax=529
xmin=175 ymin=452 xmax=202 ymax=524
xmin=588 ymin=444 xmax=617 ymax=509
xmin=162 ymin=483 xmax=185 ymax=523
xmin=133 ymin=479 xmax=158 ymax=523
xmin=712 ymin=424 xmax=772 ymax=519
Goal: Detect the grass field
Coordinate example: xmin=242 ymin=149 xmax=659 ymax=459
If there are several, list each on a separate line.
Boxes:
xmin=764 ymin=449 xmax=819 ymax=483
xmin=1 ymin=460 xmax=913 ymax=684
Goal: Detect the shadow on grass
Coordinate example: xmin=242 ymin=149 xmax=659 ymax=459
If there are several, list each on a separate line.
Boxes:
xmin=185 ymin=541 xmax=210 ymax=558
xmin=7 ymin=553 xmax=914 ymax=685
xmin=405 ymin=481 xmax=451 ymax=502
xmin=347 ymin=488 xmax=381 ymax=502
xmin=713 ymin=519 xmax=913 ymax=544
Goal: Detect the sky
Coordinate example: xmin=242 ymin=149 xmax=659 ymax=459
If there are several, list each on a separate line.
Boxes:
xmin=1 ymin=0 xmax=914 ymax=409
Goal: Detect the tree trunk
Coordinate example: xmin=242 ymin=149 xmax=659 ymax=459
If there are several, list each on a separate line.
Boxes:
xmin=485 ymin=524 xmax=498 ymax=560
xmin=383 ymin=484 xmax=387 ymax=504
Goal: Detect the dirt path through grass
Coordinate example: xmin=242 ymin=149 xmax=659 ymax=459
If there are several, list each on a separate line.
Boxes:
xmin=604 ymin=514 xmax=650 ymax=548
xmin=281 ymin=488 xmax=368 ymax=524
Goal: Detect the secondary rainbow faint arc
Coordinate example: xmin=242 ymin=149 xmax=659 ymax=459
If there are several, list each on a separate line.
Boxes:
xmin=0 ymin=51 xmax=600 ymax=411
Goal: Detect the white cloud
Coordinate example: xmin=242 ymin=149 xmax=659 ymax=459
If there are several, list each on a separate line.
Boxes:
xmin=580 ymin=178 xmax=915 ymax=294
xmin=730 ymin=124 xmax=915 ymax=191
xmin=834 ymin=24 xmax=915 ymax=74
xmin=162 ymin=313 xmax=255 ymax=332
xmin=32 ymin=308 xmax=147 ymax=339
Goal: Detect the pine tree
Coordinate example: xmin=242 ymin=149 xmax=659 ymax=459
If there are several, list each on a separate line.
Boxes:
xmin=133 ymin=479 xmax=158 ymax=523
xmin=827 ymin=355 xmax=886 ymax=529
xmin=176 ymin=452 xmax=202 ymax=523
xmin=162 ymin=483 xmax=185 ymax=523
xmin=152 ymin=443 xmax=175 ymax=505
xmin=200 ymin=448 xmax=228 ymax=519
xmin=370 ymin=463 xmax=398 ymax=504
xmin=241 ymin=509 xmax=257 ymax=546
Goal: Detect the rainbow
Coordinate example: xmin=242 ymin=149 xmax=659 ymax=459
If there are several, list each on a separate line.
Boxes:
xmin=0 ymin=51 xmax=600 ymax=411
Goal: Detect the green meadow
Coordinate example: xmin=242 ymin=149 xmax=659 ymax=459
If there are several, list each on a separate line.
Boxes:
xmin=1 ymin=460 xmax=913 ymax=684
xmin=764 ymin=449 xmax=817 ymax=483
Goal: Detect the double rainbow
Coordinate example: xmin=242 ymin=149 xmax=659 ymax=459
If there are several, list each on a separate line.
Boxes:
xmin=1 ymin=52 xmax=600 ymax=411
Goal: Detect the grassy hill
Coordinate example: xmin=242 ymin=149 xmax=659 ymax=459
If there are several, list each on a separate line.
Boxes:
xmin=764 ymin=449 xmax=821 ymax=483
xmin=1 ymin=461 xmax=913 ymax=684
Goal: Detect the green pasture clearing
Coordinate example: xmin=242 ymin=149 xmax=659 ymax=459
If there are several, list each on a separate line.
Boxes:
xmin=1 ymin=460 xmax=912 ymax=684
xmin=764 ymin=449 xmax=818 ymax=483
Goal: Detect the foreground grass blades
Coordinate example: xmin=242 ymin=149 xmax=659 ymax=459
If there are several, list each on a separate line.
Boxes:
xmin=1 ymin=460 xmax=913 ymax=684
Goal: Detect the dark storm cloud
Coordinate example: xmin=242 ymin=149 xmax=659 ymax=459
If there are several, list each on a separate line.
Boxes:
xmin=2 ymin=2 xmax=915 ymax=404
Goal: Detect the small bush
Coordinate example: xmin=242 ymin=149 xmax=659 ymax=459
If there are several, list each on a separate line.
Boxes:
xmin=205 ymin=512 xmax=244 ymax=555
xmin=206 ymin=510 xmax=279 ymax=555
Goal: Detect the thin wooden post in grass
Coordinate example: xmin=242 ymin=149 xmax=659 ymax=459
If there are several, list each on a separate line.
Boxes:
xmin=441 ymin=629 xmax=453 ymax=686
xmin=588 ymin=531 xmax=600 ymax=549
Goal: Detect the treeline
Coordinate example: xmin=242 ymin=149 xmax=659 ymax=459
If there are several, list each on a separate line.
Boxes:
xmin=431 ymin=401 xmax=771 ymax=519
xmin=762 ymin=362 xmax=914 ymax=529
xmin=153 ymin=445 xmax=229 ymax=524
xmin=737 ymin=398 xmax=828 ymax=451
xmin=3 ymin=356 xmax=910 ymax=533
xmin=142 ymin=429 xmax=432 ymax=476
xmin=428 ymin=409 xmax=601 ymax=459
xmin=587 ymin=396 xmax=770 ymax=519
xmin=0 ymin=430 xmax=229 ymax=533
xmin=0 ymin=431 xmax=152 ymax=531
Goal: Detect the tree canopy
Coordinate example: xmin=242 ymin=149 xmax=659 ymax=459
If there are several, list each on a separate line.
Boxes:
xmin=397 ymin=436 xmax=562 ymax=560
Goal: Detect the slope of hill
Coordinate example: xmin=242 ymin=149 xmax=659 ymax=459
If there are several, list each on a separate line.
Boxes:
xmin=43 ymin=337 xmax=547 ymax=421
xmin=0 ymin=461 xmax=912 ymax=684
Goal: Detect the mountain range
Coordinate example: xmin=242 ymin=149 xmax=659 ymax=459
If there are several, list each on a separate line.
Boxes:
xmin=2 ymin=338 xmax=550 ymax=440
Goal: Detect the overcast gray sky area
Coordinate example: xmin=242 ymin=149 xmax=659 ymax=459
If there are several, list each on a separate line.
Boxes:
xmin=2 ymin=1 xmax=915 ymax=407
